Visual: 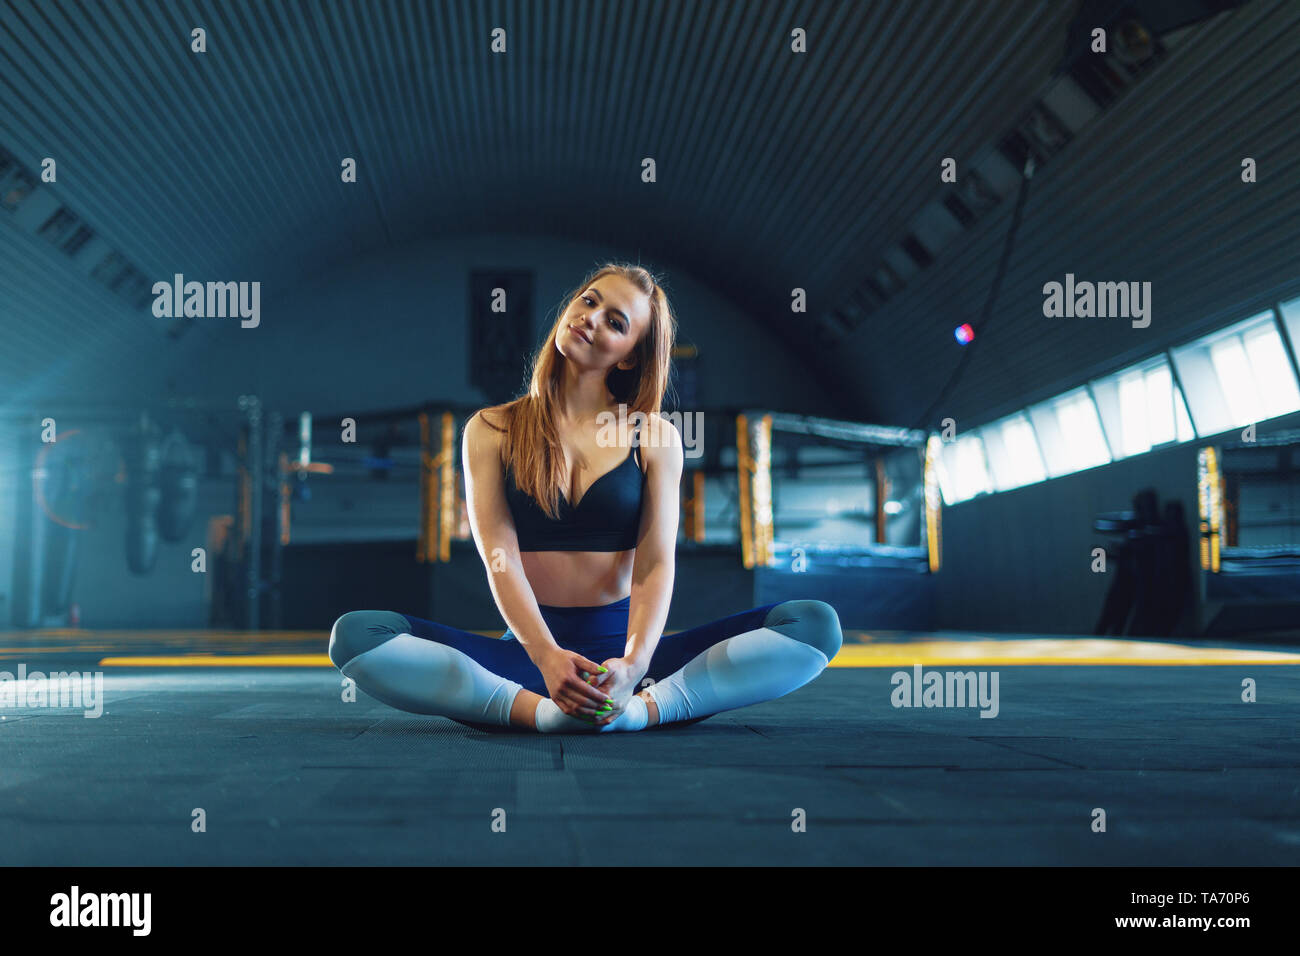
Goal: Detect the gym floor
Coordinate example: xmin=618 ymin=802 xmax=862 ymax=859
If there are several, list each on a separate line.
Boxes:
xmin=2 ymin=627 xmax=1297 ymax=866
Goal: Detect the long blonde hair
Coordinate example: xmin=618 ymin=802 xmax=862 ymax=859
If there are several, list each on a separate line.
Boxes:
xmin=478 ymin=262 xmax=677 ymax=519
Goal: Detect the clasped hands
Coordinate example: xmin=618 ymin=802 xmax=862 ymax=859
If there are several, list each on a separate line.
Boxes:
xmin=536 ymin=647 xmax=646 ymax=727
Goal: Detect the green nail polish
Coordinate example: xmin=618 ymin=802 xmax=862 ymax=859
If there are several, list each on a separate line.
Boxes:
xmin=598 ymin=666 xmax=607 ymax=673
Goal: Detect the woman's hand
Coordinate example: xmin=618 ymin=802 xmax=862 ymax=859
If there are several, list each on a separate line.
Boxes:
xmin=585 ymin=657 xmax=647 ymax=726
xmin=535 ymin=647 xmax=616 ymax=717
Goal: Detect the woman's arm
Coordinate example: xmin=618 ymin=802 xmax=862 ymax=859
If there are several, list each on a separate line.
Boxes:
xmin=463 ymin=411 xmax=625 ymax=719
xmin=622 ymin=413 xmax=684 ymax=673
xmin=461 ymin=410 xmax=561 ymax=662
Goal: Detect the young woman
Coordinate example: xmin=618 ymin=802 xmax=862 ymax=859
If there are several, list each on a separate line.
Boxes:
xmin=328 ymin=263 xmax=842 ymax=733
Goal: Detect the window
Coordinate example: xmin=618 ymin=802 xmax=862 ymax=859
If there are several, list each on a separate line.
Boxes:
xmin=1026 ymin=388 xmax=1111 ymax=477
xmin=936 ymin=431 xmax=992 ymax=504
xmin=1091 ymin=356 xmax=1196 ymax=458
xmin=1171 ymin=310 xmax=1300 ymax=435
xmin=928 ymin=301 xmax=1300 ymax=501
xmin=978 ymin=412 xmax=1046 ymax=490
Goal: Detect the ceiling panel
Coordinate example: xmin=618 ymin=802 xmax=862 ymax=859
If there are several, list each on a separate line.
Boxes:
xmin=2 ymin=0 xmax=1293 ymax=426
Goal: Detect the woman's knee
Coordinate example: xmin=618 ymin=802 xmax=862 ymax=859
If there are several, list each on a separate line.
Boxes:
xmin=328 ymin=610 xmax=412 ymax=670
xmin=762 ymin=600 xmax=842 ymax=661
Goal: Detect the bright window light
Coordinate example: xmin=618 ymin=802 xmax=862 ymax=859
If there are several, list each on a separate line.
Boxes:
xmin=930 ymin=303 xmax=1298 ymax=503
xmin=1243 ymin=323 xmax=1300 ymax=419
xmin=1027 ymin=388 xmax=1111 ymax=477
xmin=1147 ymin=363 xmax=1196 ymax=444
xmin=1094 ymin=358 xmax=1197 ymax=459
xmin=1054 ymin=392 xmax=1110 ymax=472
xmin=1210 ymin=336 xmax=1261 ymax=425
xmin=937 ymin=432 xmax=992 ymax=504
xmin=1000 ymin=415 xmax=1045 ymax=485
xmin=980 ymin=413 xmax=1046 ymax=491
xmin=1173 ymin=310 xmax=1300 ymax=435
xmin=1117 ymin=368 xmax=1151 ymax=455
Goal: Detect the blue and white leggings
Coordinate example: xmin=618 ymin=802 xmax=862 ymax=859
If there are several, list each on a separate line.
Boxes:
xmin=328 ymin=596 xmax=842 ymax=733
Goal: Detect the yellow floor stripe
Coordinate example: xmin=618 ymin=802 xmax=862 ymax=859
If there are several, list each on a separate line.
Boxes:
xmin=827 ymin=639 xmax=1300 ymax=667
xmin=0 ymin=630 xmax=329 ymax=641
xmin=91 ymin=639 xmax=1300 ymax=668
xmin=98 ymin=655 xmax=334 ymax=667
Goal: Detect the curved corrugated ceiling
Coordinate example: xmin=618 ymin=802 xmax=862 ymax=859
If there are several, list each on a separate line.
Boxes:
xmin=1 ymin=0 xmax=1294 ymax=427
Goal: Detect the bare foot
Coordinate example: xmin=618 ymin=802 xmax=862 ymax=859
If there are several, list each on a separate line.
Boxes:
xmin=639 ymin=689 xmax=659 ymax=727
xmin=587 ymin=690 xmax=659 ymax=729
xmin=511 ymin=689 xmax=545 ymax=729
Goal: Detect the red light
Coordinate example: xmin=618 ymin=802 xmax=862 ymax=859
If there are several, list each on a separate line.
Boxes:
xmin=954 ymin=323 xmax=975 ymax=345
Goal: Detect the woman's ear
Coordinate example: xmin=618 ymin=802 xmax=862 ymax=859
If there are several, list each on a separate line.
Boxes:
xmin=617 ymin=348 xmax=640 ymax=372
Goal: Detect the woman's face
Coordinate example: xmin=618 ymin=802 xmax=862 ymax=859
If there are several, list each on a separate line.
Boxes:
xmin=556 ymin=275 xmax=651 ymax=373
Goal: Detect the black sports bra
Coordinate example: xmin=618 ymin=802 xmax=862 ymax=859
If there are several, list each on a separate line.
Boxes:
xmin=503 ymin=423 xmax=646 ymax=552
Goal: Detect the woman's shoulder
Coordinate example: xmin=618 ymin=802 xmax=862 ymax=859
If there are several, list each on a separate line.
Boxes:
xmin=468 ymin=403 xmax=520 ymax=453
xmin=633 ymin=411 xmax=683 ymax=471
xmin=472 ymin=403 xmax=512 ymax=432
xmin=638 ymin=410 xmax=680 ymax=443
xmin=464 ymin=406 xmax=513 ymax=467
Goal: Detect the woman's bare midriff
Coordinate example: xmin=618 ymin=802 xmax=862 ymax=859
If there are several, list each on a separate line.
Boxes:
xmin=520 ymin=548 xmax=636 ymax=607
